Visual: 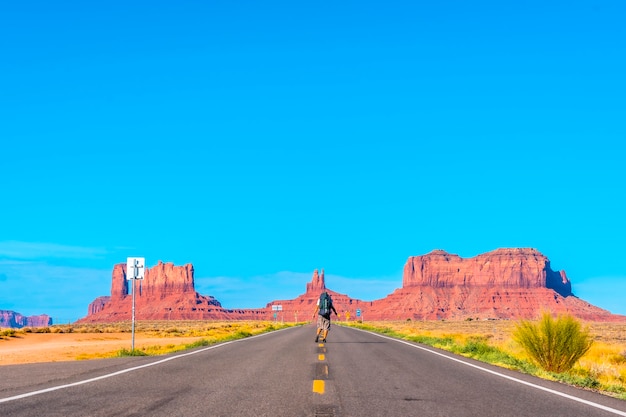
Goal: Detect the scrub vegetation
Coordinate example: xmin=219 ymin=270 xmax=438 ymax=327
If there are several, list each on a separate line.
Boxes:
xmin=343 ymin=317 xmax=626 ymax=399
xmin=513 ymin=313 xmax=593 ymax=373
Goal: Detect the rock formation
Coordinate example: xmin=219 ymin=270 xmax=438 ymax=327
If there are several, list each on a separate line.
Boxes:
xmin=80 ymin=266 xmax=367 ymax=323
xmin=306 ymin=269 xmax=326 ymax=293
xmin=79 ymin=249 xmax=626 ymax=323
xmin=261 ymin=268 xmax=373 ymax=322
xmin=368 ymin=248 xmax=619 ymax=321
xmin=79 ymin=261 xmax=267 ymax=322
xmin=402 ymin=248 xmax=571 ymax=296
xmin=0 ymin=310 xmax=52 ymax=328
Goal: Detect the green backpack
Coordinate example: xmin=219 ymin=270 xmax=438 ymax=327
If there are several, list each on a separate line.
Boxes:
xmin=319 ymin=292 xmax=331 ymax=316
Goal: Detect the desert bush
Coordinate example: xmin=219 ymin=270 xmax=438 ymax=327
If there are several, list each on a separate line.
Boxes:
xmin=458 ymin=337 xmax=496 ymax=356
xmin=233 ymin=330 xmax=252 ymax=339
xmin=50 ymin=325 xmax=74 ymax=333
xmin=513 ymin=313 xmax=593 ymax=373
xmin=607 ymin=353 xmax=626 ymax=365
xmin=1 ymin=329 xmax=17 ymax=337
xmin=165 ymin=327 xmax=181 ymax=334
xmin=186 ymin=339 xmax=210 ymax=348
xmin=32 ymin=327 xmax=51 ymax=333
xmin=556 ymin=372 xmax=600 ymax=389
xmin=410 ymin=334 xmax=455 ymax=348
xmin=117 ymin=348 xmax=148 ymax=357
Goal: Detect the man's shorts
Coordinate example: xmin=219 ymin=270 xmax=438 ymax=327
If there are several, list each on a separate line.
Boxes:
xmin=317 ymin=314 xmax=331 ymax=331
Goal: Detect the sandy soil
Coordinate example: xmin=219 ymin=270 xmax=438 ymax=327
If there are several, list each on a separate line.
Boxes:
xmin=0 ymin=333 xmax=205 ymax=366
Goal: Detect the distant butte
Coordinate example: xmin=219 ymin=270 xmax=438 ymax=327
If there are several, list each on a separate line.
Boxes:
xmin=78 ymin=248 xmax=626 ymax=323
xmin=0 ymin=310 xmax=52 ymax=328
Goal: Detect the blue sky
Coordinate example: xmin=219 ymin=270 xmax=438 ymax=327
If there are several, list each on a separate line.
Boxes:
xmin=1 ymin=1 xmax=625 ymax=323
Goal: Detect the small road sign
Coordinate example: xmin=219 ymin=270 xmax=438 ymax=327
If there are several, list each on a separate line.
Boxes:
xmin=126 ymin=257 xmax=145 ymax=280
xmin=126 ymin=257 xmax=145 ymax=351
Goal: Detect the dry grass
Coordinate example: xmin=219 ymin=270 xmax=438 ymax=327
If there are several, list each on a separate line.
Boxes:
xmin=0 ymin=321 xmax=293 ymax=365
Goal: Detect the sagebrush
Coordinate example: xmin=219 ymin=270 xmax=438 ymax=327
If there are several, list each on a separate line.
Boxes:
xmin=513 ymin=313 xmax=593 ymax=373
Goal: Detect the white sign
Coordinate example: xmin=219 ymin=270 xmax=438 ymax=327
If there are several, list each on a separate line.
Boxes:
xmin=126 ymin=257 xmax=145 ymax=280
xmin=272 ymin=305 xmax=283 ymax=311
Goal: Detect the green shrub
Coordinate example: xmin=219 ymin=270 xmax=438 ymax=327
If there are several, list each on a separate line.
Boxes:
xmin=458 ymin=337 xmax=497 ymax=356
xmin=409 ymin=335 xmax=455 ymax=348
xmin=185 ymin=339 xmax=210 ymax=348
xmin=513 ymin=313 xmax=593 ymax=373
xmin=116 ymin=348 xmax=148 ymax=357
xmin=553 ymin=372 xmax=600 ymax=389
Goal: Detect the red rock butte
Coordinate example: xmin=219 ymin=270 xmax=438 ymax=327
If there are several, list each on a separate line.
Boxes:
xmin=79 ymin=248 xmax=626 ymax=323
xmin=376 ymin=248 xmax=618 ymax=321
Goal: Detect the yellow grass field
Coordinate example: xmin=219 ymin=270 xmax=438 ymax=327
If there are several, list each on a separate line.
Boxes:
xmin=0 ymin=321 xmax=290 ymax=365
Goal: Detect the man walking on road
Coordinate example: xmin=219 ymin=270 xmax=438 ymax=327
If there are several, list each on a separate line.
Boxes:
xmin=313 ymin=291 xmax=338 ymax=343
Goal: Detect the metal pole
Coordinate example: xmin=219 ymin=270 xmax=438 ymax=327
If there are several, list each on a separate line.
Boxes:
xmin=131 ymin=277 xmax=136 ymax=351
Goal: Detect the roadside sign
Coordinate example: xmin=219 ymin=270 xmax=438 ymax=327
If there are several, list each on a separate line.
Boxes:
xmin=272 ymin=305 xmax=283 ymax=311
xmin=356 ymin=309 xmax=361 ymax=317
xmin=126 ymin=257 xmax=145 ymax=280
xmin=126 ymin=256 xmax=145 ymax=352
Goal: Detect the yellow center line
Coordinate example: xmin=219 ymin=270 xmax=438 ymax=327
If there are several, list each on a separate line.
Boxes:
xmin=312 ymin=379 xmax=325 ymax=394
xmin=313 ymin=338 xmax=328 ymax=394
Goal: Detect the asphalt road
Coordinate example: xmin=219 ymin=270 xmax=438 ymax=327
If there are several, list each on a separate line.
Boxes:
xmin=1 ymin=324 xmax=626 ymax=417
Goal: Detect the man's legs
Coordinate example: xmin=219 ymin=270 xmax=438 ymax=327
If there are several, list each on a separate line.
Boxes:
xmin=315 ymin=315 xmax=323 ymax=342
xmin=320 ymin=316 xmax=331 ymax=342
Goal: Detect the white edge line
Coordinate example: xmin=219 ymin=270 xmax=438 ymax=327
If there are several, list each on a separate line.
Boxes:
xmin=353 ymin=327 xmax=626 ymax=417
xmin=0 ymin=328 xmax=285 ymax=404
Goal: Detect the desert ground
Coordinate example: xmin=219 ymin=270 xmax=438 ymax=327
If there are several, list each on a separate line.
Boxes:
xmin=0 ymin=332 xmax=207 ymax=365
xmin=0 ymin=320 xmax=285 ymax=366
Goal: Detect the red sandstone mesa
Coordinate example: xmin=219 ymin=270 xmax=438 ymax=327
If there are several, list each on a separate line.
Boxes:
xmin=79 ymin=249 xmax=625 ymax=323
xmin=79 ymin=261 xmax=265 ymax=322
xmin=371 ymin=248 xmax=620 ymax=321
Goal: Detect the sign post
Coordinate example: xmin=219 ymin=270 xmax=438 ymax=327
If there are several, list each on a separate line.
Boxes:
xmin=272 ymin=305 xmax=283 ymax=323
xmin=126 ymin=257 xmax=145 ymax=351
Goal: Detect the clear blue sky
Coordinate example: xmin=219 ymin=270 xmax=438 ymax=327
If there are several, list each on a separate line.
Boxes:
xmin=1 ymin=1 xmax=625 ymax=323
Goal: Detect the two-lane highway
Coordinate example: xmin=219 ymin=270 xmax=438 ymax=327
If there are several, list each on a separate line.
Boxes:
xmin=1 ymin=325 xmax=626 ymax=416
